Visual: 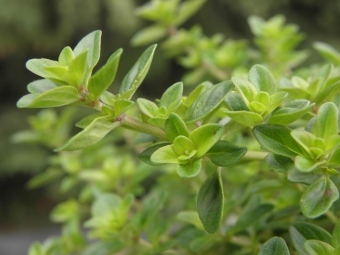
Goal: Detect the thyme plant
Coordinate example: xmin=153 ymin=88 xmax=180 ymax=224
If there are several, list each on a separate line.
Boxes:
xmin=15 ymin=1 xmax=340 ymax=254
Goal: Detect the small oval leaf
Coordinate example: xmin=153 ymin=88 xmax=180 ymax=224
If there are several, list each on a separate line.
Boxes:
xmin=56 ymin=116 xmax=119 ymax=151
xmin=258 ymin=237 xmax=290 ymax=255
xmin=197 ymin=169 xmax=224 ymax=234
xmin=185 ymin=81 xmax=234 ymax=123
xmin=300 ymin=175 xmax=339 ymax=218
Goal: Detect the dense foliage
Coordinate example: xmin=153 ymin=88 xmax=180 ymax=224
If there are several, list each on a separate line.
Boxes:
xmin=14 ymin=0 xmax=340 ymax=254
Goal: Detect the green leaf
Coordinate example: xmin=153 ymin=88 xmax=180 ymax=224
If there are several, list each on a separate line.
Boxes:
xmin=17 ymin=86 xmax=79 ymax=108
xmin=232 ymin=77 xmax=257 ymax=106
xmin=160 ymin=82 xmax=183 ymax=110
xmin=173 ymin=136 xmax=196 ymax=156
xmin=119 ymin=44 xmax=157 ymax=99
xmin=185 ymin=81 xmax=212 ymax=107
xmin=304 ymin=240 xmax=334 ymax=255
xmin=112 ymin=99 xmax=135 ymax=118
xmin=289 ymin=221 xmax=332 ymax=255
xmin=131 ymin=25 xmax=167 ymax=46
xmin=258 ymin=237 xmax=290 ymax=255
xmin=185 ymin=81 xmax=234 ymax=123
xmin=231 ymin=203 xmax=274 ymax=234
xmin=300 ymin=176 xmax=339 ymax=218
xmin=313 ymin=42 xmax=340 ymax=65
xmin=28 ymin=242 xmax=44 ymax=255
xmin=265 ymin=154 xmax=294 ymax=174
xmin=294 ymin=155 xmax=325 ymax=172
xmin=287 ymin=167 xmax=320 ymax=185
xmin=248 ymin=64 xmax=277 ymax=95
xmin=67 ymin=50 xmax=88 ymax=86
xmin=190 ymin=123 xmax=224 ymax=157
xmin=50 ymin=199 xmax=79 ymax=223
xmin=312 ymin=102 xmax=338 ymax=140
xmin=165 ymin=113 xmax=189 ymax=142
xmin=332 ymin=220 xmax=340 ymax=248
xmin=177 ymin=211 xmax=204 ymax=230
xmin=56 ymin=116 xmax=119 ymax=151
xmin=27 ymin=168 xmax=62 ymax=189
xmin=177 ymin=158 xmax=201 ymax=178
xmin=73 ymin=30 xmax=101 ymax=70
xmin=76 ymin=113 xmax=104 ymax=128
xmin=26 ymin=58 xmax=60 ymax=78
xmin=151 ymin=144 xmax=179 ymax=164
xmin=88 ymin=48 xmax=123 ymax=98
xmin=58 ymin=46 xmax=74 ymax=66
xmin=139 ymin=143 xmax=170 ymax=166
xmin=27 ymin=79 xmax=57 ymax=94
xmin=197 ymin=169 xmax=224 ymax=233
xmin=175 ymin=0 xmax=206 ymax=26
xmin=225 ymin=92 xmax=249 ymax=111
xmin=206 ymin=140 xmax=247 ymax=166
xmin=269 ymin=99 xmax=314 ymax=125
xmin=137 ymin=98 xmax=159 ymax=117
xmin=253 ymin=124 xmax=303 ymax=157
xmin=224 ymin=110 xmax=262 ymax=126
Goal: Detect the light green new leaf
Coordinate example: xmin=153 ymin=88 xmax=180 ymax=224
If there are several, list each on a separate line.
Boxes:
xmin=289 ymin=221 xmax=332 ymax=255
xmin=258 ymin=237 xmax=290 ymax=255
xmin=17 ymin=86 xmax=79 ymax=108
xmin=190 ymin=123 xmax=224 ymax=157
xmin=232 ymin=77 xmax=257 ymax=106
xmin=329 ymin=147 xmax=340 ymax=167
xmin=165 ymin=113 xmax=189 ymax=142
xmin=151 ymin=145 xmax=179 ymax=164
xmin=67 ymin=50 xmax=88 ymax=86
xmin=206 ymin=140 xmax=247 ymax=166
xmin=26 ymin=58 xmax=60 ymax=78
xmin=137 ymin=98 xmax=159 ymax=117
xmin=304 ymin=240 xmax=334 ymax=255
xmin=27 ymin=79 xmax=57 ymax=94
xmin=177 ymin=158 xmax=202 ymax=178
xmin=312 ymin=102 xmax=338 ymax=140
xmin=332 ymin=220 xmax=340 ymax=248
xmin=177 ymin=211 xmax=204 ymax=230
xmin=300 ymin=176 xmax=339 ymax=218
xmin=173 ymin=136 xmax=196 ymax=156
xmin=253 ymin=125 xmax=303 ymax=157
xmin=50 ymin=199 xmax=79 ymax=223
xmin=160 ymin=82 xmax=183 ymax=110
xmin=88 ymin=49 xmax=123 ymax=98
xmin=197 ymin=169 xmax=224 ymax=233
xmin=112 ymin=99 xmax=134 ymax=118
xmin=185 ymin=81 xmax=212 ymax=107
xmin=28 ymin=242 xmax=44 ymax=255
xmin=119 ymin=44 xmax=157 ymax=99
xmin=58 ymin=46 xmax=74 ymax=66
xmin=56 ymin=116 xmax=119 ymax=151
xmin=131 ymin=25 xmax=167 ymax=46
xmin=248 ymin=64 xmax=277 ymax=95
xmin=185 ymin=81 xmax=234 ymax=123
xmin=175 ymin=0 xmax=206 ymax=26
xmin=224 ymin=110 xmax=262 ymax=126
xmin=138 ymin=143 xmax=170 ymax=166
xmin=295 ymin=155 xmax=325 ymax=172
xmin=269 ymin=99 xmax=314 ymax=125
xmin=313 ymin=42 xmax=340 ymax=65
xmin=73 ymin=30 xmax=101 ymax=70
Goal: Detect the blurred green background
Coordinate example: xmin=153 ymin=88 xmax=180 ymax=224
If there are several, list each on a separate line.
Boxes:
xmin=0 ymin=0 xmax=339 ymax=240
